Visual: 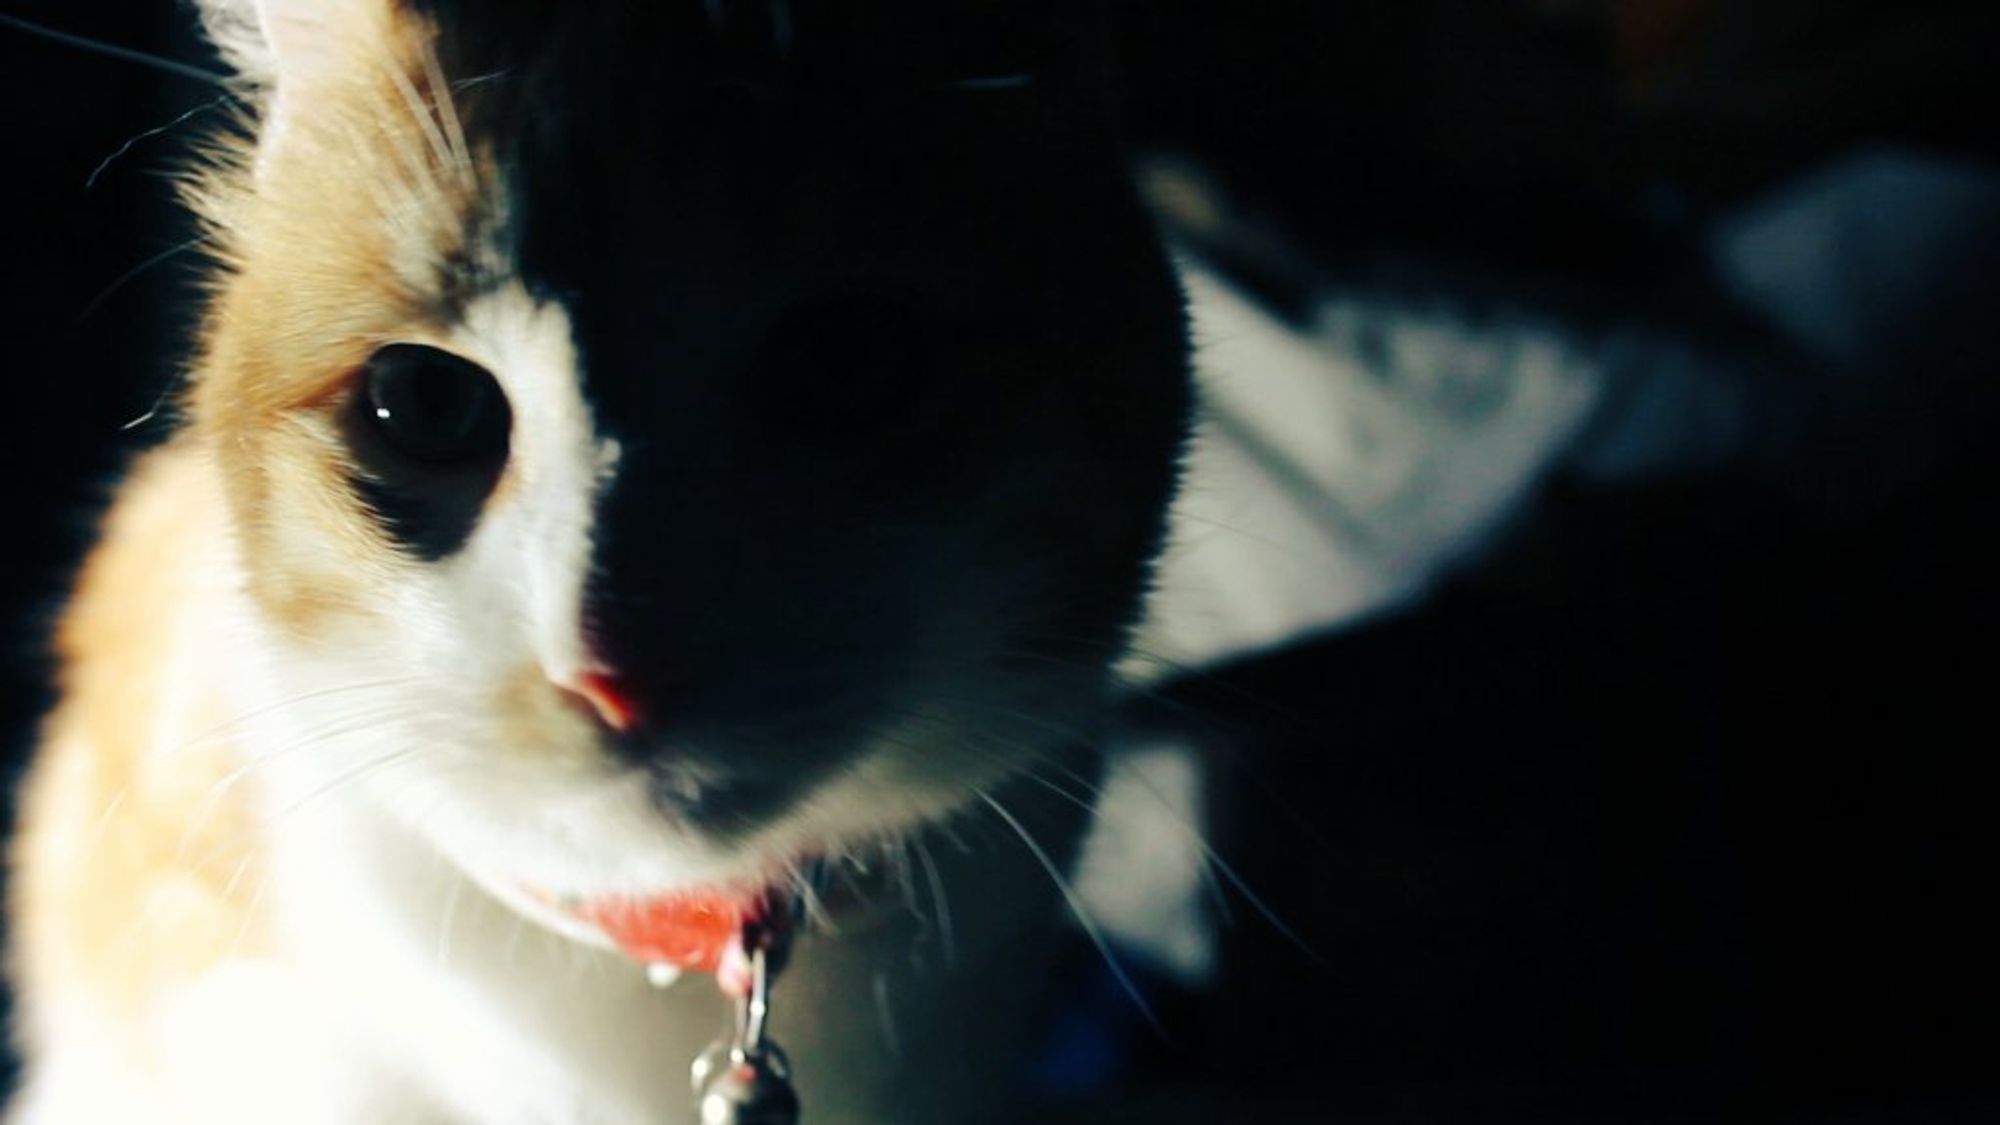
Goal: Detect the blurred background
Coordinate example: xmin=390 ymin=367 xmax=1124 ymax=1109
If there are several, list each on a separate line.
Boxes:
xmin=3 ymin=2 xmax=1997 ymax=1121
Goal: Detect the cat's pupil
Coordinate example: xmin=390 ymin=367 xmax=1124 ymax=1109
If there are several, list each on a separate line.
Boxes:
xmin=363 ymin=344 xmax=510 ymax=465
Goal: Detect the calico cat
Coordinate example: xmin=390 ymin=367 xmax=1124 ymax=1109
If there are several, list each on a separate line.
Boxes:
xmin=4 ymin=2 xmax=1189 ymax=1121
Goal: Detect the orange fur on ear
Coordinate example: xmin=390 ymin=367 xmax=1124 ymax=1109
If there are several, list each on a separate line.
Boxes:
xmin=180 ymin=0 xmax=493 ymax=633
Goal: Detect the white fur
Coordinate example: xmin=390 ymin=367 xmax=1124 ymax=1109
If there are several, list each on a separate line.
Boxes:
xmin=7 ymin=279 xmax=1082 ymax=1122
xmin=18 ymin=476 xmax=1080 ymax=1124
xmin=196 ymin=0 xmax=365 ymax=177
xmin=14 ymin=13 xmax=1103 ymax=1119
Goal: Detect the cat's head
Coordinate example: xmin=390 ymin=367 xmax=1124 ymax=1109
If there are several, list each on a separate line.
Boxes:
xmin=186 ymin=0 xmax=1188 ymax=898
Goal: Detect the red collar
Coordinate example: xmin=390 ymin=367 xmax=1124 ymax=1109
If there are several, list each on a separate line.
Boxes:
xmin=562 ymin=885 xmax=789 ymax=976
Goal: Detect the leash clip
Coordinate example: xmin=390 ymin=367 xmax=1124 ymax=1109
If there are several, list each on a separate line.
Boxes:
xmin=689 ymin=929 xmax=800 ymax=1124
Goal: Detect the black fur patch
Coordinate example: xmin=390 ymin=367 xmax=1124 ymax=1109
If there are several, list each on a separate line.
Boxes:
xmin=422 ymin=1 xmax=1190 ymax=831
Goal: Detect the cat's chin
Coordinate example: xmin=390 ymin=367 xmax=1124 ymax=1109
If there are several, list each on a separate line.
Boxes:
xmin=445 ymin=803 xmax=911 ymax=983
xmin=405 ymin=743 xmax=998 ymax=910
xmin=355 ymin=708 xmax=1041 ymax=972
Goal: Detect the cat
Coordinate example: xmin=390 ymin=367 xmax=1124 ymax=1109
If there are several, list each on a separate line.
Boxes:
xmin=4 ymin=2 xmax=1190 ymax=1121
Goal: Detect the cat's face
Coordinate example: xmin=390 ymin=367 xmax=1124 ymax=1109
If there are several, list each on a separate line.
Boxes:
xmin=189 ymin=0 xmax=1187 ymax=898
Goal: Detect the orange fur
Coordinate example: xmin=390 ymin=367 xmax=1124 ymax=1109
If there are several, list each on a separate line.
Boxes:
xmin=8 ymin=0 xmax=481 ymax=1069
xmin=7 ymin=4 xmax=1171 ymax=1120
xmin=7 ymin=444 xmax=264 ymax=1053
xmin=181 ymin=5 xmax=487 ymax=636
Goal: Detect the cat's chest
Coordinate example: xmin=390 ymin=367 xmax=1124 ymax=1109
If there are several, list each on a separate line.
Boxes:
xmin=256 ymin=803 xmax=715 ymax=1123
xmin=254 ymin=793 xmax=1081 ymax=1125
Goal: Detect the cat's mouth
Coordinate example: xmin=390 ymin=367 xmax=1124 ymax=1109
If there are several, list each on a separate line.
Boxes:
xmin=547 ymin=884 xmax=792 ymax=994
xmin=477 ymin=855 xmax=899 ymax=991
xmin=473 ymin=874 xmax=785 ymax=990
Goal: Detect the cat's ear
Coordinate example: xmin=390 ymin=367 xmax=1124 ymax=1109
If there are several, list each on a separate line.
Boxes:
xmin=195 ymin=0 xmax=372 ymax=168
xmin=195 ymin=0 xmax=348 ymax=91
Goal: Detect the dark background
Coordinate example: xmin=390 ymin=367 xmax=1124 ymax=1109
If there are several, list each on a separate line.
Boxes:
xmin=4 ymin=2 xmax=1998 ymax=1121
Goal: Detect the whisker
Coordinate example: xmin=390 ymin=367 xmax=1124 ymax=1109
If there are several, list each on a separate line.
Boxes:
xmin=195 ymin=699 xmax=427 ymax=792
xmin=910 ymin=835 xmax=956 ymax=969
xmin=977 ymin=789 xmax=1163 ymax=1036
xmin=785 ymin=857 xmax=835 ymax=934
xmin=217 ymin=852 xmax=257 ymax=902
xmin=178 ymin=704 xmax=429 ymax=860
xmin=382 ymin=58 xmax=460 ymax=193
xmin=916 ymin=693 xmax=1094 ymax=748
xmin=338 ymin=105 xmax=459 ymax=240
xmin=85 ymin=785 xmax=133 ymax=860
xmin=0 ymin=13 xmax=231 ymax=87
xmin=1008 ymin=752 xmax=1318 ymax=965
xmin=899 ymin=698 xmax=1318 ymax=964
xmin=120 ymin=374 xmax=182 ymax=432
xmin=417 ymin=43 xmax=475 ymax=189
xmin=997 ymin=629 xmax=1302 ymax=725
xmin=223 ymin=864 xmax=275 ymax=961
xmin=176 ymin=675 xmax=430 ymax=754
xmin=273 ymin=745 xmax=423 ymax=821
xmin=73 ymin=235 xmax=209 ymax=325
xmin=450 ymin=70 xmax=512 ymax=93
xmin=957 ymin=644 xmax=1338 ymax=862
xmin=87 ymin=95 xmax=233 ymax=189
xmin=871 ymin=971 xmax=903 ymax=1058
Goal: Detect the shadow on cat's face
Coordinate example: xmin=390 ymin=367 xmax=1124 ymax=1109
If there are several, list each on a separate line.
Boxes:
xmin=195 ymin=0 xmax=1189 ymax=894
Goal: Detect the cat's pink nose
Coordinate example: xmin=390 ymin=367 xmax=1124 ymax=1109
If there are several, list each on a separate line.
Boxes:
xmin=562 ymin=670 xmax=639 ymax=733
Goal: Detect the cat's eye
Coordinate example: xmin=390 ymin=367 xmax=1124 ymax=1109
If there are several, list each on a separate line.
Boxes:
xmin=359 ymin=344 xmax=511 ymax=466
xmin=343 ymin=344 xmax=512 ymax=561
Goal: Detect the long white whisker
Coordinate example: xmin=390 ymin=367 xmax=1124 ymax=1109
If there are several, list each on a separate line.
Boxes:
xmin=176 ymin=675 xmax=430 ymax=754
xmin=87 ymin=95 xmax=233 ymax=189
xmin=218 ymin=853 xmax=258 ymax=902
xmin=977 ymin=789 xmax=1163 ymax=1035
xmin=224 ymin=865 xmax=275 ymax=960
xmin=73 ymin=235 xmax=209 ymax=324
xmin=273 ymin=745 xmax=423 ymax=821
xmin=1010 ymin=754 xmax=1317 ymax=965
xmin=911 ymin=696 xmax=1317 ymax=962
xmin=418 ymin=43 xmax=475 ymax=189
xmin=0 ymin=13 xmax=230 ymax=86
xmin=787 ymin=857 xmax=835 ymax=934
xmin=336 ymin=109 xmax=458 ymax=242
xmin=177 ymin=727 xmax=430 ymax=884
xmin=911 ymin=834 xmax=957 ymax=969
xmin=178 ymin=701 xmax=429 ymax=857
xmin=871 ymin=971 xmax=903 ymax=1058
xmin=383 ymin=58 xmax=459 ymax=193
